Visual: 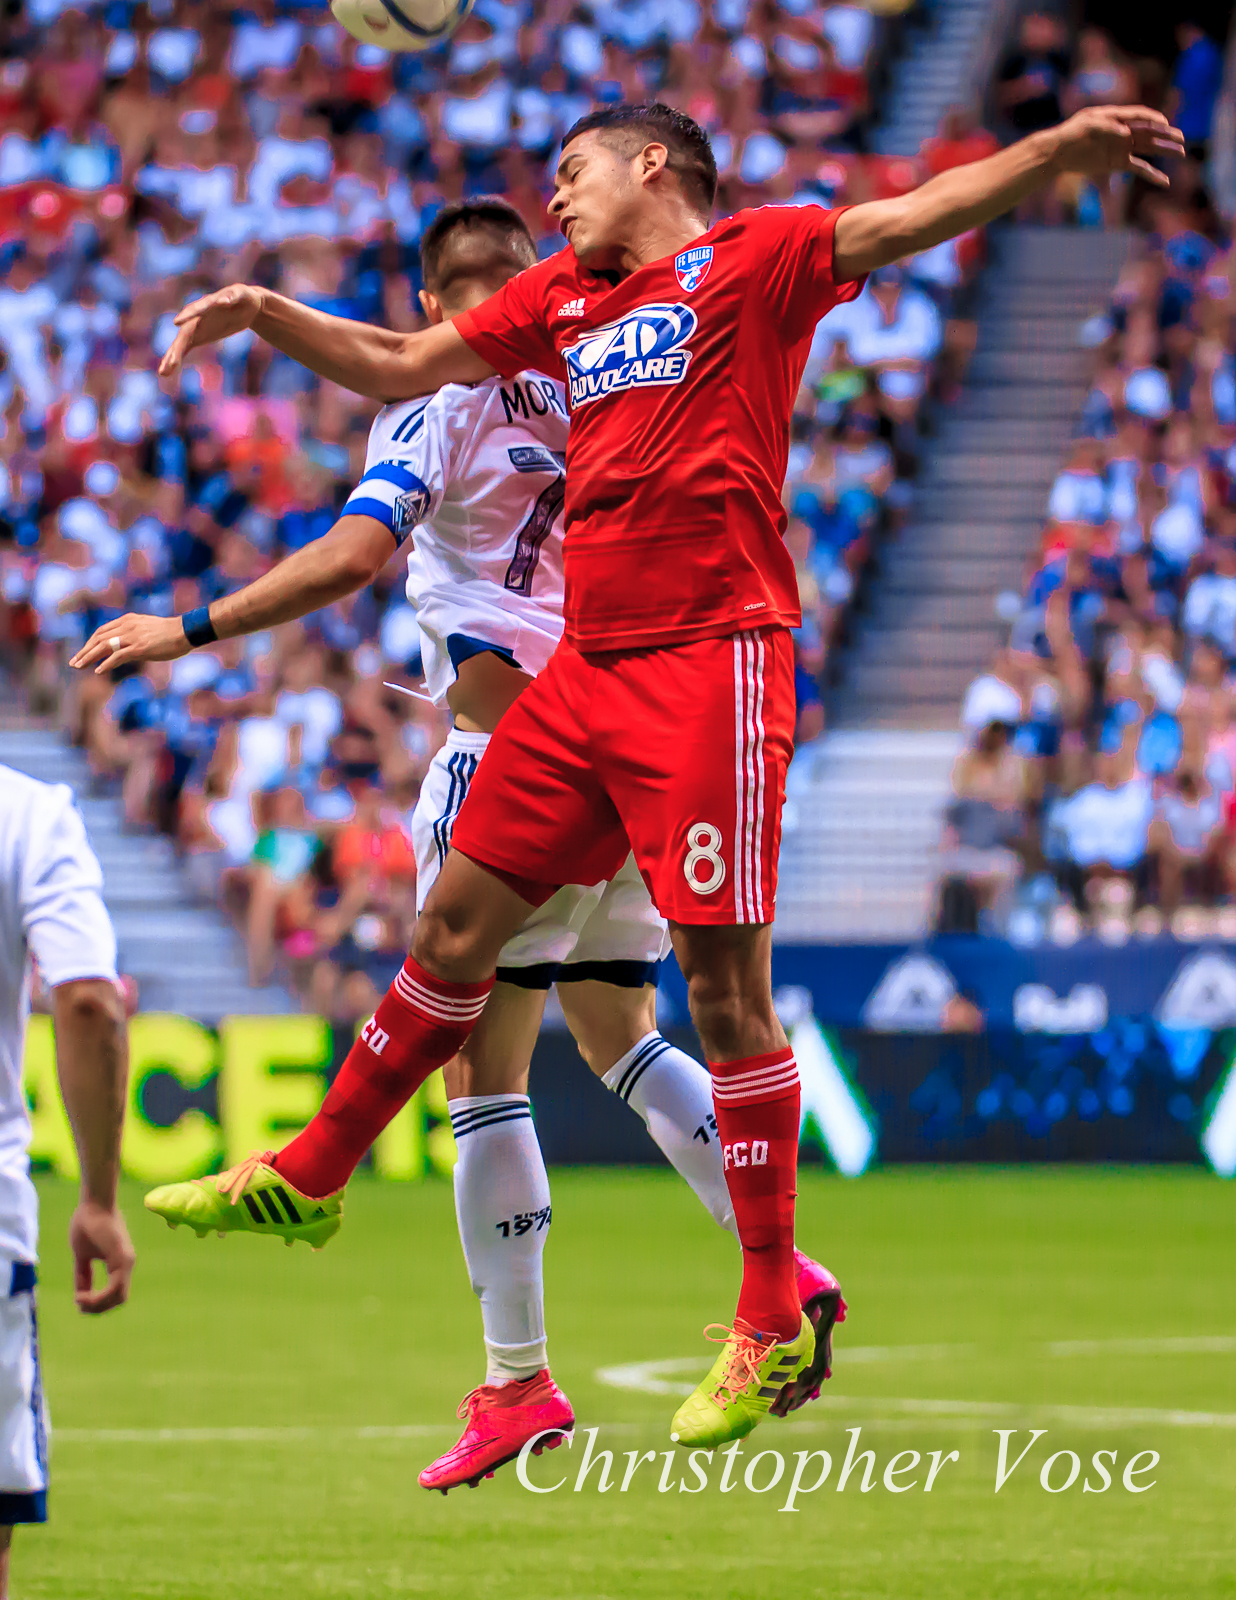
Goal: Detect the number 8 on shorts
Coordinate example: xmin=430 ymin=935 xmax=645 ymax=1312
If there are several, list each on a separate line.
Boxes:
xmin=684 ymin=823 xmax=726 ymax=895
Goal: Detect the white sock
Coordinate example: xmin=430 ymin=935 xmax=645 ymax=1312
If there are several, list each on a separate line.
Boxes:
xmin=602 ymin=1033 xmax=738 ymax=1238
xmin=448 ymin=1095 xmax=551 ymax=1385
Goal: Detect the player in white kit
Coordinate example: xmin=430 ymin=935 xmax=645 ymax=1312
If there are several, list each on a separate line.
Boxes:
xmin=74 ymin=199 xmax=843 ymax=1493
xmin=0 ymin=765 xmax=134 ymax=1593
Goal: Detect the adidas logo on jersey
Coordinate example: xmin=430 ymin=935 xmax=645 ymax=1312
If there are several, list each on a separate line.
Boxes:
xmin=557 ymin=297 xmax=587 ymax=318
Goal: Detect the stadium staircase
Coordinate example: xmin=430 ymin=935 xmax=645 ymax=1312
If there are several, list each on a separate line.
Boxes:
xmin=0 ymin=714 xmax=296 ymax=1019
xmin=778 ymin=226 xmax=1132 ymax=940
xmin=834 ymin=225 xmax=1132 ymax=730
xmin=777 ymin=729 xmax=961 ymax=940
xmin=870 ymin=0 xmax=1016 ymax=158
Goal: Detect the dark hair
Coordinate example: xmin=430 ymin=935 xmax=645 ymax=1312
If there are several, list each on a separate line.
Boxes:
xmin=419 ymin=197 xmax=536 ymax=299
xmin=561 ymin=102 xmax=717 ymax=215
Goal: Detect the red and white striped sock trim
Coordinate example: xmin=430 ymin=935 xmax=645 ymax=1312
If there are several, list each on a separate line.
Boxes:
xmin=710 ymin=1047 xmax=799 ymax=1106
xmin=391 ymin=960 xmax=491 ymax=1026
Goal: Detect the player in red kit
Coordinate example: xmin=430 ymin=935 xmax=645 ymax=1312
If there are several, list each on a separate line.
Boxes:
xmin=131 ymin=99 xmax=1182 ymax=1447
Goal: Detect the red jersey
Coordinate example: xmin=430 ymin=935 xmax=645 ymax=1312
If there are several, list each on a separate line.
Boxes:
xmin=454 ymin=204 xmax=864 ymax=653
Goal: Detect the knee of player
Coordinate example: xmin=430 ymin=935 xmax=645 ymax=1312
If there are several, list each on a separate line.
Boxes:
xmin=411 ymin=909 xmax=466 ymax=973
xmin=409 ymin=897 xmax=497 ymax=981
xmin=684 ymin=973 xmax=747 ymax=1050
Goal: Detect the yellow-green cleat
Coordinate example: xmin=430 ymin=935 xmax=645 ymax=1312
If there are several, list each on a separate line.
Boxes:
xmin=144 ymin=1151 xmax=342 ymax=1250
xmin=670 ymin=1314 xmax=814 ymax=1448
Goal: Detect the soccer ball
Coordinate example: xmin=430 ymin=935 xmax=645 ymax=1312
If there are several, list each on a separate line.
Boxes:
xmin=330 ymin=0 xmax=474 ymax=52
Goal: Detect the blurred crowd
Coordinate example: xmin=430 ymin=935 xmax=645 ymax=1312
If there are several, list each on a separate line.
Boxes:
xmin=0 ymin=0 xmax=983 ymax=1006
xmin=995 ymin=13 xmax=1226 ymax=222
xmin=9 ymin=0 xmax=1220 ymax=983
xmin=942 ymin=17 xmax=1236 ymax=945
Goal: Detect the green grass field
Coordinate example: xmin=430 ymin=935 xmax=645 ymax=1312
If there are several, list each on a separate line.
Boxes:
xmin=25 ymin=1167 xmax=1236 ymax=1600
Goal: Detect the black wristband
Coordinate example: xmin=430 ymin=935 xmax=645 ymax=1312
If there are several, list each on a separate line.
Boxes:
xmin=182 ymin=606 xmax=218 ymax=649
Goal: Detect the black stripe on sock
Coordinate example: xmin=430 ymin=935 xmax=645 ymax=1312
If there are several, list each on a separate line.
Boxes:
xmin=257 ymin=1190 xmax=283 ymax=1223
xmin=619 ymin=1044 xmax=672 ymax=1104
xmin=614 ymin=1038 xmax=663 ymax=1100
xmin=449 ymin=1107 xmax=533 ymax=1138
xmin=450 ymin=1113 xmax=532 ymax=1136
xmin=243 ymin=1194 xmax=264 ymax=1224
xmin=451 ymin=1113 xmax=534 ymax=1139
xmin=272 ymin=1186 xmax=301 ymax=1225
xmin=448 ymin=1098 xmax=530 ymax=1125
xmin=616 ymin=1037 xmax=672 ymax=1103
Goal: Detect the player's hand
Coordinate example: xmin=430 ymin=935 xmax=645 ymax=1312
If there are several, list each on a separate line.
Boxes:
xmin=159 ymin=283 xmax=266 ymax=378
xmin=69 ymin=1199 xmax=135 ymax=1315
xmin=70 ymin=613 xmax=191 ymax=675
xmin=1049 ymin=106 xmax=1186 ymax=187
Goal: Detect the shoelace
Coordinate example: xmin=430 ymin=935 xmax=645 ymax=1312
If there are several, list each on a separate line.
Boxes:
xmin=216 ymin=1150 xmax=272 ymax=1206
xmin=702 ymin=1323 xmax=775 ymax=1408
xmin=455 ymin=1377 xmax=544 ymax=1424
xmin=456 ymin=1387 xmax=488 ymax=1425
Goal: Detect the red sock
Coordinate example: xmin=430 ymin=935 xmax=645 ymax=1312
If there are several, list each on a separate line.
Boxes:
xmin=710 ymin=1047 xmax=801 ymax=1342
xmin=274 ymin=957 xmax=492 ymax=1197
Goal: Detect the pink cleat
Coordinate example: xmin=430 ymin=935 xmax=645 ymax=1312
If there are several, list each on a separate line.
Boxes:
xmin=418 ymin=1370 xmax=575 ymax=1494
xmin=770 ymin=1250 xmax=848 ymax=1416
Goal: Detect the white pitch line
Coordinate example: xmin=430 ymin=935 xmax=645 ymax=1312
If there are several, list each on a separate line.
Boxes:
xmin=589 ymin=1380 xmax=1236 ymax=1433
xmin=596 ymin=1334 xmax=1235 ymax=1401
xmin=53 ymin=1422 xmax=650 ymax=1446
xmin=53 ymin=1400 xmax=1236 ymax=1447
xmin=840 ymin=1343 xmax=980 ymax=1364
xmin=51 ymin=1340 xmax=1236 ymax=1446
xmin=594 ymin=1345 xmax=971 ymax=1398
xmin=792 ymin=1396 xmax=1236 ymax=1430
xmin=1048 ymin=1336 xmax=1236 ymax=1357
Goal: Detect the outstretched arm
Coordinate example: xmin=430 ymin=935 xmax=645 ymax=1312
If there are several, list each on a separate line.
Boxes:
xmin=70 ymin=514 xmax=395 ymax=675
xmin=833 ymin=106 xmax=1185 ymax=280
xmin=158 ymin=286 xmax=494 ymax=402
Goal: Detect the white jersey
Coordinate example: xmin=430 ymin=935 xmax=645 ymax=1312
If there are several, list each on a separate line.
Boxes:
xmin=0 ymin=766 xmax=117 ymax=1260
xmin=344 ymin=371 xmax=569 ymax=705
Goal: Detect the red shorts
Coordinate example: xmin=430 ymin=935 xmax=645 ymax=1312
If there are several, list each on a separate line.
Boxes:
xmin=449 ymin=628 xmax=795 ymax=926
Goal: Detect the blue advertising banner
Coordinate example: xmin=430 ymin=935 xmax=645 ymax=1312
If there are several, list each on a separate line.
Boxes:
xmin=651 ymin=939 xmax=1236 ymax=1174
xmin=829 ymin=1027 xmax=1231 ymax=1165
xmin=526 ymin=1024 xmax=1233 ymax=1171
xmin=658 ymin=938 xmax=1236 ymax=1033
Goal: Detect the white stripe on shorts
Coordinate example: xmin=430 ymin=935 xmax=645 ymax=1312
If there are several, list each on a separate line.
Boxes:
xmin=732 ymin=633 xmax=768 ymax=924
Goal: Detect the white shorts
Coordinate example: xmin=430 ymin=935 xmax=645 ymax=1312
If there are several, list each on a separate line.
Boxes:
xmin=0 ymin=1263 xmax=48 ymax=1523
xmin=412 ymin=729 xmax=671 ymax=987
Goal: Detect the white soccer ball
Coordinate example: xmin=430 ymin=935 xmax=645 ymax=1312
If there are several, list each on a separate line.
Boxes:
xmin=330 ymin=0 xmax=474 ymax=52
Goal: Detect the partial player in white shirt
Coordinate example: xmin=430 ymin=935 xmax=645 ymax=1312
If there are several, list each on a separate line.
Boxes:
xmin=73 ymin=198 xmax=842 ymax=1492
xmin=0 ymin=765 xmax=133 ymax=1593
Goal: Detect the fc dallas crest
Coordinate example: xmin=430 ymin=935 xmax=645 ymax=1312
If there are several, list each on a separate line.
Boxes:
xmin=674 ymin=244 xmax=713 ymax=292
